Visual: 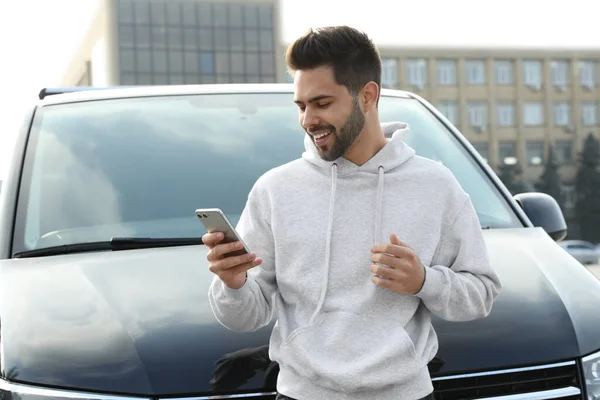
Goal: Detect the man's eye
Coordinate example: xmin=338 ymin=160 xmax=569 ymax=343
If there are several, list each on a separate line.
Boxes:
xmin=317 ymin=103 xmax=331 ymax=108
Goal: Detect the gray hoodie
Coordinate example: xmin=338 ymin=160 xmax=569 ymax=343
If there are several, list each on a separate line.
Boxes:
xmin=208 ymin=122 xmax=502 ymax=400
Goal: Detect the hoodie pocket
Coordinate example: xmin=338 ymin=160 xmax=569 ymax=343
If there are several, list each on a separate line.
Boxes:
xmin=279 ymin=310 xmax=422 ymax=393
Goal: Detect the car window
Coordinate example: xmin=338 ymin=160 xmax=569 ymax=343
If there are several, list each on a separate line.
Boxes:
xmin=13 ymin=92 xmax=522 ymax=254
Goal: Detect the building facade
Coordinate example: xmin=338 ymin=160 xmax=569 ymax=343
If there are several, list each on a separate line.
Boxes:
xmin=60 ymin=0 xmax=285 ymax=88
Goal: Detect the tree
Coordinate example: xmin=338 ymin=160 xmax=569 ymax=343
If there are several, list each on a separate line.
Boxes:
xmin=497 ymin=161 xmax=528 ymax=195
xmin=535 ymin=145 xmax=563 ymax=209
xmin=575 ymin=133 xmax=600 ymax=243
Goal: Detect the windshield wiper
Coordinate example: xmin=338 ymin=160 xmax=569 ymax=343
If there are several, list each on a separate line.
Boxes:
xmin=13 ymin=237 xmax=203 ymax=258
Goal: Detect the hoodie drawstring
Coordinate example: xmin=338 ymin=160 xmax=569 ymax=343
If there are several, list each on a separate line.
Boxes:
xmin=309 ymin=163 xmax=338 ymax=324
xmin=309 ymin=164 xmax=387 ymax=324
xmin=374 ymin=166 xmax=385 ymax=244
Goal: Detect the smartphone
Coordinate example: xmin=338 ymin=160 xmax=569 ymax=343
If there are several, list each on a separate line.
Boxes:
xmin=195 ymin=208 xmax=249 ymax=257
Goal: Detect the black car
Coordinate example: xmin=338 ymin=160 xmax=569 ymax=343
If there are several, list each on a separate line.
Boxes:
xmin=0 ymin=84 xmax=599 ymax=400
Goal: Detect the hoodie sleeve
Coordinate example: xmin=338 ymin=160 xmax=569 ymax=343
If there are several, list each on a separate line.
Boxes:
xmin=208 ymin=182 xmax=277 ymax=332
xmin=415 ymin=196 xmax=502 ymax=321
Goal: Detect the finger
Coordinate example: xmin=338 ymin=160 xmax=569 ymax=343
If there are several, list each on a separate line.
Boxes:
xmin=214 ymin=258 xmax=263 ymax=279
xmin=202 ymin=232 xmax=224 ymax=247
xmin=371 ymin=274 xmax=394 ymax=290
xmin=371 ymin=263 xmax=395 ymax=279
xmin=370 ymin=263 xmax=408 ymax=280
xmin=371 ymin=253 xmax=402 ymax=269
xmin=230 ymin=257 xmax=262 ymax=276
xmin=390 ymin=233 xmax=412 ymax=249
xmin=371 ymin=242 xmax=412 ymax=258
xmin=210 ymin=252 xmax=257 ymax=272
xmin=211 ymin=241 xmax=247 ymax=259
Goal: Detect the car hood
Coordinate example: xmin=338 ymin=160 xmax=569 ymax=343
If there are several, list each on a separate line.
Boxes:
xmin=0 ymin=228 xmax=599 ymax=396
xmin=430 ymin=228 xmax=600 ymax=375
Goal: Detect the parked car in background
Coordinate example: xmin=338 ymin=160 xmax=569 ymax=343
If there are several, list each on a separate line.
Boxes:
xmin=0 ymin=84 xmax=599 ymax=400
xmin=560 ymin=240 xmax=600 ymax=265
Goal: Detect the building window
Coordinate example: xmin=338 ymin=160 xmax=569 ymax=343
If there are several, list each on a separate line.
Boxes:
xmin=472 ymin=142 xmax=489 ymax=163
xmin=524 ymin=101 xmax=544 ymax=126
xmin=166 ymin=2 xmax=182 ymax=25
xmin=581 ymin=102 xmax=598 ymax=126
xmin=495 ymin=60 xmax=514 ymax=85
xmin=560 ymin=184 xmax=576 ymax=210
xmin=526 ymin=141 xmax=545 ymax=166
xmin=499 ymin=141 xmax=517 ymax=165
xmin=169 ymin=50 xmax=184 ymax=74
xmin=523 ymin=60 xmax=542 ymax=89
xmin=381 ymin=58 xmax=398 ymax=88
xmin=133 ymin=1 xmax=150 ymax=24
xmin=438 ymin=101 xmax=459 ymax=125
xmin=437 ymin=59 xmax=456 ymax=85
xmin=182 ymin=2 xmax=197 ymax=25
xmin=466 ymin=60 xmax=486 ymax=85
xmin=554 ymin=101 xmax=571 ymax=127
xmin=243 ymin=3 xmax=259 ymax=28
xmin=551 ymin=60 xmax=570 ymax=88
xmin=199 ymin=51 xmax=214 ymax=74
xmin=579 ymin=60 xmax=597 ymax=89
xmin=555 ymin=140 xmax=573 ymax=164
xmin=120 ymin=49 xmax=135 ymax=72
xmin=137 ymin=50 xmax=152 ymax=73
xmin=496 ymin=101 xmax=515 ymax=127
xmin=467 ymin=102 xmax=487 ymax=130
xmin=257 ymin=3 xmax=273 ymax=28
xmin=406 ymin=59 xmax=427 ymax=88
xmin=118 ymin=0 xmax=135 ymax=24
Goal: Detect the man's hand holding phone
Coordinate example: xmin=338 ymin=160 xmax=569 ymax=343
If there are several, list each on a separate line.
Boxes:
xmin=204 ymin=232 xmax=263 ymax=289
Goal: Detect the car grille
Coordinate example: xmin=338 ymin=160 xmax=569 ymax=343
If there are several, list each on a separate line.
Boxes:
xmin=432 ymin=360 xmax=583 ymax=400
xmin=197 ymin=360 xmax=583 ymax=400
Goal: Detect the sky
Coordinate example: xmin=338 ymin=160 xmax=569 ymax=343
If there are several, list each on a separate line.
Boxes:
xmin=0 ymin=0 xmax=599 ymax=178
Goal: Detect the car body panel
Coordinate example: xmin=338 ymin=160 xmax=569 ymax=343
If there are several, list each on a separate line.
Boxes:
xmin=560 ymin=240 xmax=600 ymax=265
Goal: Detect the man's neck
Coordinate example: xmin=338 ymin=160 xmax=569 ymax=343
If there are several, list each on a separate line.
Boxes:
xmin=343 ymin=123 xmax=387 ymax=166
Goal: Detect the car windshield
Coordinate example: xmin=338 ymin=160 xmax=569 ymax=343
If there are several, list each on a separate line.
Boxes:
xmin=13 ymin=91 xmax=523 ymax=254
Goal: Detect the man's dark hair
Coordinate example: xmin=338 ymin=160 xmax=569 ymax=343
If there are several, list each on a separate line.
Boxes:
xmin=285 ymin=26 xmax=382 ymax=102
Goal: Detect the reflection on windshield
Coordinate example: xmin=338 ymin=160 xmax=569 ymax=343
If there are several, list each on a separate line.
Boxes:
xmin=14 ymin=93 xmax=522 ymax=254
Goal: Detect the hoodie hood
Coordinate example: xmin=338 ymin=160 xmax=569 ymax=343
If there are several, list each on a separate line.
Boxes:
xmin=301 ymin=121 xmax=416 ymax=176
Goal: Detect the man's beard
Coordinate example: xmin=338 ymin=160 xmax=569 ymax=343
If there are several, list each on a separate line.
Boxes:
xmin=311 ymin=96 xmax=365 ymax=161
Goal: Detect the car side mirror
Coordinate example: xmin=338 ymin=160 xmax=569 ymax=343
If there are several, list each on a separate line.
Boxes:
xmin=513 ymin=192 xmax=567 ymax=242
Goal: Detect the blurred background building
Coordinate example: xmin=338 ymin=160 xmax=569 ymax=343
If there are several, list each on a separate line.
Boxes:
xmin=60 ymin=0 xmax=285 ymax=88
xmin=62 ymin=0 xmax=600 ymax=232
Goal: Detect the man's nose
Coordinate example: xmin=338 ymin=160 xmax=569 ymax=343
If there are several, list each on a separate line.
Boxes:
xmin=301 ymin=108 xmax=319 ymax=130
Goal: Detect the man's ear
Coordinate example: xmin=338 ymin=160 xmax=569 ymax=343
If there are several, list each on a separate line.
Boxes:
xmin=360 ymin=81 xmax=379 ymax=112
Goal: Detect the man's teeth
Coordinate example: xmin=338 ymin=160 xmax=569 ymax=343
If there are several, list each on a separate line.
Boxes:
xmin=314 ymin=132 xmax=330 ymax=139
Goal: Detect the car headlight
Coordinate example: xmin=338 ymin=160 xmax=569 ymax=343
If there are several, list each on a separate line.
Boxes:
xmin=584 ymin=350 xmax=600 ymax=400
xmin=0 ymin=378 xmax=147 ymax=400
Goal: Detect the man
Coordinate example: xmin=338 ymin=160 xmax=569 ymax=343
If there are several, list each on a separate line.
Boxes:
xmin=205 ymin=25 xmax=502 ymax=400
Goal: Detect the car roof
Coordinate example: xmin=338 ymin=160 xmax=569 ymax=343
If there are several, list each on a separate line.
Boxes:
xmin=37 ymin=83 xmax=414 ymax=106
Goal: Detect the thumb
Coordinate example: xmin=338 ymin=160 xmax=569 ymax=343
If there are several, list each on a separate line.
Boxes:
xmin=390 ymin=233 xmax=410 ymax=248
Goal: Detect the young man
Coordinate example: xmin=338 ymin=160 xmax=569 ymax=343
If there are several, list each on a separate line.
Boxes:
xmin=205 ymin=26 xmax=502 ymax=400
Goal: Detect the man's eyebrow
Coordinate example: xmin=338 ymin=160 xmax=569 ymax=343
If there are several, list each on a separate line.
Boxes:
xmin=294 ymin=95 xmax=335 ymax=105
